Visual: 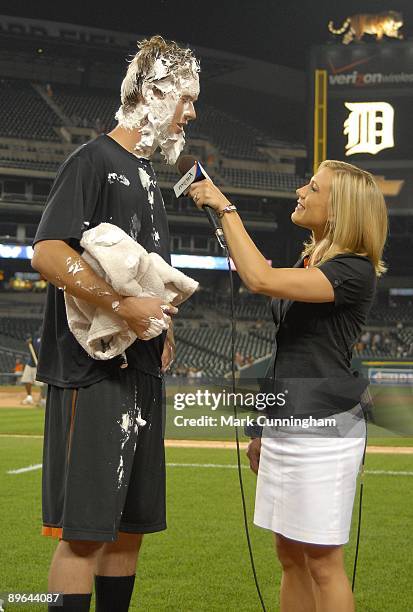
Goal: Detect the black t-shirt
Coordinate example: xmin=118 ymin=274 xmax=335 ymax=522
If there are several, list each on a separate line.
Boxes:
xmin=34 ymin=134 xmax=171 ymax=388
xmin=266 ymin=253 xmax=377 ymax=416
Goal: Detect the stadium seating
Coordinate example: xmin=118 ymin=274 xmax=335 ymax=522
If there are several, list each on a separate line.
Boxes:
xmin=0 ymin=78 xmax=306 ymax=193
xmin=173 ymin=324 xmax=275 ymax=377
xmin=368 ymin=303 xmax=413 ymax=325
xmin=0 ymin=158 xmax=60 ymax=172
xmin=0 ymin=350 xmax=19 ymax=374
xmin=219 ymin=298 xmax=273 ymax=321
xmin=0 ymin=299 xmax=412 ymax=377
xmin=353 ymin=326 xmax=413 ymax=359
xmin=187 ymin=104 xmax=268 ymax=161
xmin=0 ymin=318 xmax=42 ymax=341
xmin=169 ymin=293 xmax=413 ymax=374
xmin=51 ymin=84 xmax=117 ymax=131
xmin=0 ymin=79 xmax=62 ymax=141
xmin=221 ymin=167 xmax=304 ymax=191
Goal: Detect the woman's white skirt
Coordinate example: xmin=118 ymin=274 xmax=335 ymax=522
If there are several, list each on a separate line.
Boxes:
xmin=254 ymin=406 xmax=366 ymax=545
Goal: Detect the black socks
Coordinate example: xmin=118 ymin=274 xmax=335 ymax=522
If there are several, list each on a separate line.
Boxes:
xmin=47 ymin=574 xmax=135 ymax=611
xmin=49 ymin=593 xmax=92 ymax=611
xmin=94 ymin=574 xmax=136 ymax=612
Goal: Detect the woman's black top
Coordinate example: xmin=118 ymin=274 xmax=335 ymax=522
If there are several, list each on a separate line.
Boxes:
xmin=264 ymin=253 xmax=376 ymax=419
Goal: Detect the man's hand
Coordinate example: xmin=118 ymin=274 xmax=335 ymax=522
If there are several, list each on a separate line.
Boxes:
xmin=118 ymin=297 xmax=178 ymax=340
xmin=161 ymin=324 xmax=176 ymax=373
xmin=161 ymin=338 xmax=175 ymax=373
xmin=246 ymin=438 xmax=261 ymax=474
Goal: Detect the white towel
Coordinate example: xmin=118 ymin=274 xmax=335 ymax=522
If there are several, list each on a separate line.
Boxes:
xmin=64 ymin=223 xmax=198 ymax=360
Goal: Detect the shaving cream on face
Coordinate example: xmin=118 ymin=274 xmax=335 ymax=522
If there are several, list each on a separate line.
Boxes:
xmin=115 ymin=56 xmax=200 ymax=165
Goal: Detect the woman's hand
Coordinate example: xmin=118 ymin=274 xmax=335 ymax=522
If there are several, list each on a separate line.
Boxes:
xmin=188 ymin=180 xmax=231 ymax=213
xmin=246 ymin=438 xmax=261 ymax=474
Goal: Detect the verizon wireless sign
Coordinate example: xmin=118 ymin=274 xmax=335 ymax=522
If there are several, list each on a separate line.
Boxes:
xmin=329 ymin=71 xmax=413 ymax=86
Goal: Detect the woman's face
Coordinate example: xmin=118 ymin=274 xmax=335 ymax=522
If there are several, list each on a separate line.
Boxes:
xmin=292 ymin=167 xmax=333 ymax=238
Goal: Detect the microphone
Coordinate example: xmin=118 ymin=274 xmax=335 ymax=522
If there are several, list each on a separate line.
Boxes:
xmin=174 ymin=156 xmax=227 ymax=249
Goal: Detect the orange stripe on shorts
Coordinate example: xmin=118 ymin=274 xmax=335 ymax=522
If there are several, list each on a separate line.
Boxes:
xmin=42 ymin=526 xmax=63 ymax=539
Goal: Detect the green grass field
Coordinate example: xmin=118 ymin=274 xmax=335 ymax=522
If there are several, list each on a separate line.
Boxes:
xmin=1 ymin=407 xmax=413 ymax=611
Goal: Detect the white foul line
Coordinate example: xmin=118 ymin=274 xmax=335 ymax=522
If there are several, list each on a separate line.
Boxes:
xmin=167 ymin=463 xmax=248 ymax=469
xmin=364 ymin=469 xmax=413 ymax=476
xmin=6 ymin=463 xmax=413 ymax=476
xmin=7 ymin=463 xmax=43 ymax=474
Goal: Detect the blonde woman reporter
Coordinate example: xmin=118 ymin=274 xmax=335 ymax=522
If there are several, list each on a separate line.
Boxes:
xmin=189 ymin=160 xmax=387 ymax=612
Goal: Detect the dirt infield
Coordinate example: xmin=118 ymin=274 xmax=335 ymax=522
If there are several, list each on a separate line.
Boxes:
xmin=164 ymin=440 xmax=413 ymax=454
xmin=0 ymin=386 xmax=43 ymax=408
xmin=0 ymin=391 xmax=33 ymax=407
xmin=0 ymin=434 xmax=411 ymax=454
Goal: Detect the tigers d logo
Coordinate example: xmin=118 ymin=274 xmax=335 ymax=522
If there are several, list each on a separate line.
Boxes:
xmin=343 ymin=101 xmax=395 ymax=155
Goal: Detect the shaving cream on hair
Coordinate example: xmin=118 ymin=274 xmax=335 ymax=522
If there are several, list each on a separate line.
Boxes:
xmin=115 ymin=56 xmax=200 ymax=165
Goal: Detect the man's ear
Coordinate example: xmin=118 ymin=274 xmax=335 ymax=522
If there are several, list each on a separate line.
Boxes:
xmin=123 ymin=91 xmax=144 ymax=113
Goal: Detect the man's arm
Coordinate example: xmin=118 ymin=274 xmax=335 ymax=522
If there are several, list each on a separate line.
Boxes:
xmin=32 ymin=240 xmax=177 ymax=338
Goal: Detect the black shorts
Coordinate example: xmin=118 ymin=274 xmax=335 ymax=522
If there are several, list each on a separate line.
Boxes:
xmin=42 ymin=368 xmax=166 ymax=542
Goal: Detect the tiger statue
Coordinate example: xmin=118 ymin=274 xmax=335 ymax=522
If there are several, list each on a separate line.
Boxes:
xmin=328 ymin=11 xmax=403 ymax=45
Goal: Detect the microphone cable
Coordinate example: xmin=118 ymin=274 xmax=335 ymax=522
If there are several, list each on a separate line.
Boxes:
xmin=225 ymin=249 xmax=268 ymax=612
xmin=352 ymin=402 xmax=368 ymax=592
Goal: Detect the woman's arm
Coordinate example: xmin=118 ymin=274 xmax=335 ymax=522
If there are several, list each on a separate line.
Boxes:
xmin=188 ymin=181 xmax=334 ymax=303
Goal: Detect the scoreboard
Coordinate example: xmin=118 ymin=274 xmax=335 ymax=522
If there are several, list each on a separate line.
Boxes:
xmin=310 ymin=41 xmax=413 ymax=215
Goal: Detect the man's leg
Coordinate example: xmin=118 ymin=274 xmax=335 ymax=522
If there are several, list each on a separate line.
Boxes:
xmin=91 ymin=369 xmax=164 ymax=612
xmin=94 ymin=533 xmax=143 ymax=612
xmin=48 ymin=540 xmax=103 ymax=611
xmin=95 ymin=532 xmax=143 ymax=576
xmin=21 ymin=374 xmax=33 ymax=404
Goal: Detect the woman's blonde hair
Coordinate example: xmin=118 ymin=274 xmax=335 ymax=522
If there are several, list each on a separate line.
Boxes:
xmin=302 ymin=160 xmax=388 ymax=276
